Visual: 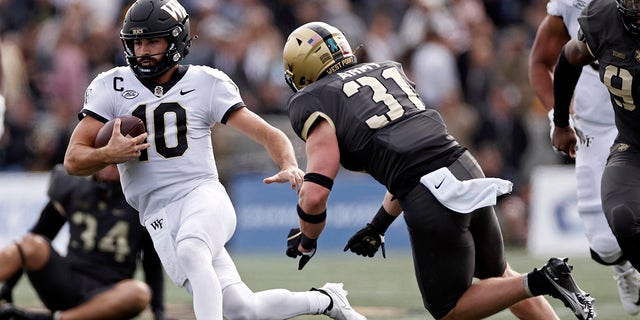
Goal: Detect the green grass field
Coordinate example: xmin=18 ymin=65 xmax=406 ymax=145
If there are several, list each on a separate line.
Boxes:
xmin=7 ymin=248 xmax=634 ymax=319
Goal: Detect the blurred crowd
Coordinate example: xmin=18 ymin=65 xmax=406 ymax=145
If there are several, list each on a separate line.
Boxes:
xmin=0 ymin=0 xmax=568 ymax=245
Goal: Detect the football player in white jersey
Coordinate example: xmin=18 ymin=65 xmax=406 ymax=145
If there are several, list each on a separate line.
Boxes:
xmin=529 ymin=0 xmax=640 ymax=315
xmin=63 ymin=0 xmax=366 ymax=319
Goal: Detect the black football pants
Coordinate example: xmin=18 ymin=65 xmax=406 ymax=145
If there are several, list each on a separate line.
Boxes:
xmin=398 ymin=151 xmax=507 ymax=319
xmin=602 ymin=142 xmax=640 ymax=270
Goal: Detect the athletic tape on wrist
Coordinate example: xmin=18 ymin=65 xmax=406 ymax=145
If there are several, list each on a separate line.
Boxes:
xmin=297 ymin=204 xmax=327 ymax=224
xmin=300 ymin=232 xmax=317 ymax=249
xmin=303 ymin=172 xmax=334 ymax=190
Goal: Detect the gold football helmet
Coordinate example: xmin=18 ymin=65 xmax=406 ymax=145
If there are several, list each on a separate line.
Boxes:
xmin=283 ymin=22 xmax=356 ymax=92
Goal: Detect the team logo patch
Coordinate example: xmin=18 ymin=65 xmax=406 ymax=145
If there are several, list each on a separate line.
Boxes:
xmin=122 ymin=90 xmax=139 ymax=99
xmin=154 ymin=86 xmax=164 ymax=97
xmin=161 ymin=0 xmax=187 ymax=22
xmin=618 ymin=143 xmax=629 ymax=152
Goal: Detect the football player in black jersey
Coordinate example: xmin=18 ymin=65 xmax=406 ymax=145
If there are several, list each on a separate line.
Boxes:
xmin=552 ymin=0 xmax=640 ymax=281
xmin=0 ymin=164 xmax=166 ymax=320
xmin=282 ymin=21 xmax=595 ymax=320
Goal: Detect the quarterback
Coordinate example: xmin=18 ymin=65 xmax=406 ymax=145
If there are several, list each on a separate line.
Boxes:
xmin=64 ymin=0 xmax=365 ymax=319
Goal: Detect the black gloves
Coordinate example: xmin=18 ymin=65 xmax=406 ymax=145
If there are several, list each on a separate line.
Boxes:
xmin=286 ymin=228 xmax=316 ymax=270
xmin=344 ymin=205 xmax=396 ymax=258
xmin=343 ymin=223 xmax=386 ymax=258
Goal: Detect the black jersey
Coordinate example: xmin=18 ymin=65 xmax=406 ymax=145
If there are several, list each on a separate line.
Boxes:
xmin=579 ymin=0 xmax=640 ymax=148
xmin=46 ymin=165 xmax=148 ymax=284
xmin=287 ymin=61 xmax=465 ymax=196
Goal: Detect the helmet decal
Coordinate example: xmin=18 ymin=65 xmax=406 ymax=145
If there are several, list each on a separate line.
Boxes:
xmin=161 ymin=0 xmax=188 ymax=22
xmin=307 ymin=34 xmax=322 ymax=45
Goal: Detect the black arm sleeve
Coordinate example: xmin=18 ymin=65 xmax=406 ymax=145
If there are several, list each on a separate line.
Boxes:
xmin=0 ymin=269 xmax=23 ymax=302
xmin=552 ymin=47 xmax=584 ymax=127
xmin=141 ymin=232 xmax=165 ymax=316
xmin=29 ymin=201 xmax=66 ymax=239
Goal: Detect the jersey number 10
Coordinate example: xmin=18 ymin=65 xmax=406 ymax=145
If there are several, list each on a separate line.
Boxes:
xmin=132 ymin=103 xmax=188 ymax=161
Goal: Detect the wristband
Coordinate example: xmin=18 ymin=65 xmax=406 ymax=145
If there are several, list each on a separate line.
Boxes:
xmin=370 ymin=205 xmax=397 ymax=233
xmin=300 ymin=232 xmax=317 ymax=249
xmin=297 ymin=204 xmax=327 ymax=224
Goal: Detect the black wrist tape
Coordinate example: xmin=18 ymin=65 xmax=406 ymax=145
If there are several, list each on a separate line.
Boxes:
xmin=297 ymin=204 xmax=327 ymax=224
xmin=370 ymin=205 xmax=396 ymax=233
xmin=304 ymin=173 xmax=334 ymax=190
xmin=300 ymin=232 xmax=317 ymax=249
xmin=553 ymin=48 xmax=582 ymax=127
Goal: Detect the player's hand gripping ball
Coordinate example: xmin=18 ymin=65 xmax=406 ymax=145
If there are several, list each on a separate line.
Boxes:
xmin=94 ymin=115 xmax=146 ymax=148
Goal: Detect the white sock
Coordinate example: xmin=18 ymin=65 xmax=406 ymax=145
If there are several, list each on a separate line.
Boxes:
xmin=176 ymin=237 xmax=222 ymax=319
xmin=613 ymin=261 xmax=634 ymax=274
xmin=222 ymin=282 xmax=331 ymax=319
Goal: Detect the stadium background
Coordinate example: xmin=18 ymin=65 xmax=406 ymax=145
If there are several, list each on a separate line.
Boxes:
xmin=0 ymin=0 xmax=630 ymax=319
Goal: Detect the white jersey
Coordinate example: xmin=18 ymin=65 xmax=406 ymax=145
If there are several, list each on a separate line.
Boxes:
xmin=81 ymin=65 xmax=244 ymax=220
xmin=547 ymin=0 xmax=615 ymax=125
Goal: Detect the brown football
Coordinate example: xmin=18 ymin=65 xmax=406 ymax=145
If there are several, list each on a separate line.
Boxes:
xmin=94 ymin=115 xmax=146 ymax=148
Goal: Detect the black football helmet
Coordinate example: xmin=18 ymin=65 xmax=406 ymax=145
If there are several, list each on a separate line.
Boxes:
xmin=617 ymin=0 xmax=640 ymax=35
xmin=120 ymin=0 xmax=192 ymax=78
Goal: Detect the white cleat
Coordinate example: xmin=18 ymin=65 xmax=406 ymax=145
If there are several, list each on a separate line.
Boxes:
xmin=614 ymin=268 xmax=640 ymax=315
xmin=313 ymin=283 xmax=367 ymax=320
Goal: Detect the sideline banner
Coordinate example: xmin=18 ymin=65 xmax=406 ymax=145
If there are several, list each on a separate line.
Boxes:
xmin=0 ymin=170 xmax=410 ymax=255
xmin=229 ymin=170 xmax=411 ymax=252
xmin=528 ymin=165 xmax=590 ymax=257
xmin=0 ymin=171 xmax=69 ymax=253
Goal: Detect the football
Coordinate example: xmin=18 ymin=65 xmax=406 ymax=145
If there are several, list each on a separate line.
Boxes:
xmin=94 ymin=115 xmax=146 ymax=148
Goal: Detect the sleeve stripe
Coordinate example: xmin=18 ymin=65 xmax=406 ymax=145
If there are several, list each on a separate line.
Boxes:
xmin=301 ymin=111 xmax=335 ymax=140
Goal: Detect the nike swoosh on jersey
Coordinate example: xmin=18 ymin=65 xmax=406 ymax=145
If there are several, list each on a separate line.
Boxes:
xmin=180 ymin=89 xmax=195 ymax=95
xmin=434 ymin=177 xmax=445 ymax=189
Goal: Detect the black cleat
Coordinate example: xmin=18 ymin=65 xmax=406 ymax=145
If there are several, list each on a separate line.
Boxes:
xmin=541 ymin=257 xmax=596 ymax=320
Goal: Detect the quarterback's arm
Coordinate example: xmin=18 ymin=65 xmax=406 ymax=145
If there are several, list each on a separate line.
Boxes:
xmin=297 ymin=120 xmax=340 ymax=246
xmin=529 ymin=13 xmax=570 ymax=110
xmin=64 ymin=116 xmax=149 ymax=176
xmin=226 ymin=107 xmax=303 ymax=189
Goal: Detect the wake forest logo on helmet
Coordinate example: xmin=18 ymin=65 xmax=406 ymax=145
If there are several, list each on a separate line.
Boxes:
xmin=161 ymin=0 xmax=187 ymax=22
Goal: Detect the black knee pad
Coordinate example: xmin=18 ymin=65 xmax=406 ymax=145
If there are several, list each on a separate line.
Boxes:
xmin=610 ymin=202 xmax=640 ymax=237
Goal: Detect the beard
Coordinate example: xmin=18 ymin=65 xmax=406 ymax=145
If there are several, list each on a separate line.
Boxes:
xmin=137 ymin=53 xmax=162 ymax=67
